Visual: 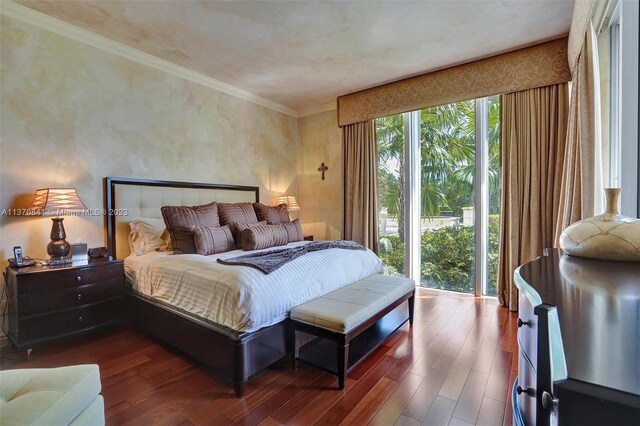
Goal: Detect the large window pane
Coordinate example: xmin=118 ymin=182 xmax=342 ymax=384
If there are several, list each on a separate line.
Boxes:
xmin=486 ymin=95 xmax=501 ymax=296
xmin=376 ymin=98 xmax=501 ymax=296
xmin=420 ymin=101 xmax=476 ymax=293
xmin=376 ymin=114 xmax=405 ymax=276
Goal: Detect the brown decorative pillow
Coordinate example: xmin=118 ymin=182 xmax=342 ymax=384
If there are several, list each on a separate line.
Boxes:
xmin=161 ymin=202 xmax=219 ymax=254
xmin=232 ymin=220 xmax=267 ymax=248
xmin=253 ymin=203 xmax=290 ymax=224
xmin=280 ymin=219 xmax=303 ymax=243
xmin=191 ymin=225 xmax=236 ymax=255
xmin=241 ymin=224 xmax=289 ymax=251
xmin=218 ymin=202 xmax=259 ymax=226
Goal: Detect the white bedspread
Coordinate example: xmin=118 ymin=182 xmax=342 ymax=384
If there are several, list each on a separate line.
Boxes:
xmin=124 ymin=241 xmax=384 ymax=332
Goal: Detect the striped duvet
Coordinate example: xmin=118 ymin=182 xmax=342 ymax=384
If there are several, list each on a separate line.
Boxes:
xmin=124 ymin=241 xmax=384 ymax=332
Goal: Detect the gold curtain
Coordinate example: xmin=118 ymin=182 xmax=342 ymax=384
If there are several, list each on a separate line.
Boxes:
xmin=567 ymin=0 xmax=595 ymax=74
xmin=498 ymin=83 xmax=569 ymax=310
xmin=554 ymin=25 xmax=601 ymax=243
xmin=343 ymin=121 xmax=379 ymax=253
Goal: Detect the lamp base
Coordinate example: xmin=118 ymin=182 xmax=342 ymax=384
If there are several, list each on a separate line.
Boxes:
xmin=47 ymin=218 xmax=71 ymax=260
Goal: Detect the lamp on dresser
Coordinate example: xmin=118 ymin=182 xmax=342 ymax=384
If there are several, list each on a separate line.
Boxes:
xmin=30 ymin=188 xmax=87 ymax=261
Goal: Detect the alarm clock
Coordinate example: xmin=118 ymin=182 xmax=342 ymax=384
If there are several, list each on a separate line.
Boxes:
xmin=88 ymin=247 xmax=108 ymax=259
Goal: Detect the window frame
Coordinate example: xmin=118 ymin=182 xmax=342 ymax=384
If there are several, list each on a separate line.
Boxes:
xmin=399 ymin=98 xmax=494 ymax=296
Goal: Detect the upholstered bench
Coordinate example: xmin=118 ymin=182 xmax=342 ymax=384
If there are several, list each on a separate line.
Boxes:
xmin=0 ymin=364 xmax=104 ymax=426
xmin=289 ymin=273 xmax=415 ymax=389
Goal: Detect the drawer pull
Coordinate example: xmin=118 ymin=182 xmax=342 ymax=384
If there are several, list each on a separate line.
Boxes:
xmin=516 ymin=385 xmax=533 ymax=396
xmin=76 ymin=276 xmax=82 ymax=282
xmin=517 ymin=318 xmax=531 ymax=328
xmin=78 ymin=316 xmax=83 ymax=322
xmin=542 ymin=391 xmax=559 ymax=410
xmin=77 ymin=294 xmax=82 ymax=300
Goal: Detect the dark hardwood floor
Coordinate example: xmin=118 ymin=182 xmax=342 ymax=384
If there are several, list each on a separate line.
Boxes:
xmin=0 ymin=287 xmax=518 ymax=426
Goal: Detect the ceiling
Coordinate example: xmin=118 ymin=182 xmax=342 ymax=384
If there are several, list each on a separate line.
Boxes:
xmin=17 ymin=0 xmax=575 ymax=113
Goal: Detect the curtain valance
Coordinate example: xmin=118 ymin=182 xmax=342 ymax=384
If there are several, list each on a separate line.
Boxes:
xmin=337 ymin=37 xmax=571 ymax=127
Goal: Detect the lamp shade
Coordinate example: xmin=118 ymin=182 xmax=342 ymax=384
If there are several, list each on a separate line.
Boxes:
xmin=31 ymin=188 xmax=87 ymax=215
xmin=275 ymin=195 xmax=300 ymax=211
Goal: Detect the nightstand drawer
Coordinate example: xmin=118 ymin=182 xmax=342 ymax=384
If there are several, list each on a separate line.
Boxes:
xmin=91 ymin=262 xmax=124 ymax=281
xmin=17 ymin=263 xmax=123 ymax=294
xmin=17 ymin=298 xmax=125 ymax=342
xmin=18 ymin=278 xmax=125 ymax=317
xmin=17 ymin=268 xmax=94 ymax=294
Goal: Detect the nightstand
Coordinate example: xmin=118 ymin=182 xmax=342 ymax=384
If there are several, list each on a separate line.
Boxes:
xmin=303 ymin=235 xmax=314 ymax=241
xmin=5 ymin=258 xmax=126 ymax=348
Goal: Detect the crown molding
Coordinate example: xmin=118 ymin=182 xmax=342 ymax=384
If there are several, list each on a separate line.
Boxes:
xmin=297 ymin=101 xmax=337 ymax=118
xmin=0 ymin=0 xmax=299 ymax=117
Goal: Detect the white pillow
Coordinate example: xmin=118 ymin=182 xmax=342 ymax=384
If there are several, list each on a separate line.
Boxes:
xmin=128 ymin=217 xmax=171 ymax=255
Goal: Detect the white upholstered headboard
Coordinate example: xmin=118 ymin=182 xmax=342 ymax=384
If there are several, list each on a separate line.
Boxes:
xmin=105 ymin=177 xmax=259 ymax=259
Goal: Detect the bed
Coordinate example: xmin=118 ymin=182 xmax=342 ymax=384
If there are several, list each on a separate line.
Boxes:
xmin=105 ymin=177 xmax=383 ymax=396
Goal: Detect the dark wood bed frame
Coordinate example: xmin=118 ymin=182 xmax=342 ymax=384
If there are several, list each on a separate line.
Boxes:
xmin=105 ymin=177 xmax=287 ymax=397
xmin=105 ymin=177 xmax=411 ymax=398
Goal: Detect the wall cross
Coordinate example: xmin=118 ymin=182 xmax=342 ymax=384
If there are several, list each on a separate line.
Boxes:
xmin=317 ymin=162 xmax=328 ymax=180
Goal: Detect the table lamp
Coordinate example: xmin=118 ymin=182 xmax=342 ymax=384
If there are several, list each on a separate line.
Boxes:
xmin=30 ymin=188 xmax=87 ymax=260
xmin=275 ymin=195 xmax=300 ymax=212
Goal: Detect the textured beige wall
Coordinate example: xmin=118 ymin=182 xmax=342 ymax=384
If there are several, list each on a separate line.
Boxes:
xmin=0 ymin=16 xmax=299 ymax=265
xmin=298 ymin=110 xmax=342 ymax=240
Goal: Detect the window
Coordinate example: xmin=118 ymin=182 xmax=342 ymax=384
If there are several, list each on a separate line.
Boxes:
xmin=606 ymin=0 xmax=639 ymax=216
xmin=609 ymin=5 xmax=622 ymax=188
xmin=377 ymin=113 xmax=406 ymax=276
xmin=377 ymin=96 xmax=500 ymax=296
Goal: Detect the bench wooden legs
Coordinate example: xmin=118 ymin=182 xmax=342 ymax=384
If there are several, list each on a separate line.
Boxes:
xmin=286 ymin=321 xmax=298 ymax=370
xmin=337 ymin=342 xmax=349 ymax=390
xmin=408 ymin=293 xmax=415 ymax=327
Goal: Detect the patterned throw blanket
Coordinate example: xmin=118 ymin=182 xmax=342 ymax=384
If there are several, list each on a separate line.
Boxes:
xmin=217 ymin=240 xmax=366 ymax=274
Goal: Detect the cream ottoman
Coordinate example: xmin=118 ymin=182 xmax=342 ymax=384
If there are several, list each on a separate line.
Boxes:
xmin=0 ymin=364 xmax=104 ymax=426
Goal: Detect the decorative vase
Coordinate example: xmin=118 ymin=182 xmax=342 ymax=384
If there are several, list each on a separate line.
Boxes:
xmin=560 ymin=188 xmax=640 ymax=262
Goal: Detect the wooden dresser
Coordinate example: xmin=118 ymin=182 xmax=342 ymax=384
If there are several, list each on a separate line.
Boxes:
xmin=5 ymin=258 xmax=126 ymax=348
xmin=513 ymin=249 xmax=640 ymax=426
